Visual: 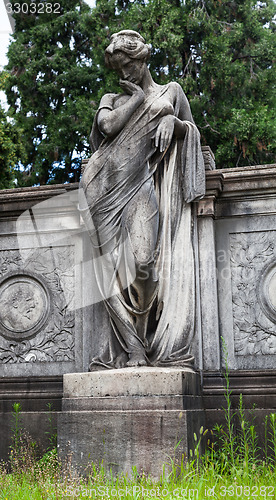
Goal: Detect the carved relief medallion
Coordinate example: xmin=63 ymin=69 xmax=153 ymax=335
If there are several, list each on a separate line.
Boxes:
xmin=258 ymin=262 xmax=276 ymax=323
xmin=0 ymin=273 xmax=50 ymax=340
xmin=0 ymin=247 xmax=75 ymax=364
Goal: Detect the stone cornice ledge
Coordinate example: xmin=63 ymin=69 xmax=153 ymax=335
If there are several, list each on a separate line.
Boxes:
xmin=206 ymin=163 xmax=276 ymax=198
xmin=0 ymin=183 xmax=79 ymax=214
xmin=1 ymin=164 xmax=275 ymax=215
xmin=0 ymin=182 xmax=78 ymax=201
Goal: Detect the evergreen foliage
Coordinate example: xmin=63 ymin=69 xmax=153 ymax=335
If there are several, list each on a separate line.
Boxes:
xmin=0 ymin=72 xmax=25 ymax=188
xmin=3 ymin=0 xmax=276 ymax=186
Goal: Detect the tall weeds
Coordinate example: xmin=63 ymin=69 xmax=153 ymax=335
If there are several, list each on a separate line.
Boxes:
xmin=208 ymin=338 xmax=276 ymax=477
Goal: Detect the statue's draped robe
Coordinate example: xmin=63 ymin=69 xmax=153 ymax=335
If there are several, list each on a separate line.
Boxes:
xmin=79 ymin=83 xmax=205 ymax=369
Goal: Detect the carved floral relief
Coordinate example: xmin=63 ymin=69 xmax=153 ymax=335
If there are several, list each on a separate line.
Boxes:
xmin=230 ymin=231 xmax=276 ymax=356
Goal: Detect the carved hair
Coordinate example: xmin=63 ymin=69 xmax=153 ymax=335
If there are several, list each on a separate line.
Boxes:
xmin=105 ymin=30 xmax=151 ymax=67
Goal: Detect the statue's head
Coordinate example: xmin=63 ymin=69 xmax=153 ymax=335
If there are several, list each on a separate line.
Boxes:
xmin=105 ymin=30 xmax=151 ymax=69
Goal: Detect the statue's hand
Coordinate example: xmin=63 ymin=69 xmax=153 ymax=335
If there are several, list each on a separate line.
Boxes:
xmin=119 ymin=79 xmax=145 ymax=104
xmin=155 ymin=115 xmax=175 ymax=152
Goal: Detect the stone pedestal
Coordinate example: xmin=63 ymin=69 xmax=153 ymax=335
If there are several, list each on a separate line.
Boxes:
xmin=58 ymin=367 xmax=205 ymax=478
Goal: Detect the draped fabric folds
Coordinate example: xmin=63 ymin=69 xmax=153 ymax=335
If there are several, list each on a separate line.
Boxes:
xmin=79 ymin=82 xmax=205 ymax=370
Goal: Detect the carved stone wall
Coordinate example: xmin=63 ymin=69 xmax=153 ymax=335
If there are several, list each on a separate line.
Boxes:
xmin=200 ymin=163 xmax=276 ymax=371
xmin=0 ymin=246 xmax=75 ymax=364
xmin=0 ymin=184 xmax=87 ymax=377
xmin=230 ymin=231 xmax=276 ymax=356
xmin=0 ymin=167 xmax=276 ymax=464
xmin=1 ymin=166 xmax=276 ymax=376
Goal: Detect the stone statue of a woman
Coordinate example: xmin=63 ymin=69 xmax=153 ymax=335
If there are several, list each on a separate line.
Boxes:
xmin=79 ymin=30 xmax=205 ymax=370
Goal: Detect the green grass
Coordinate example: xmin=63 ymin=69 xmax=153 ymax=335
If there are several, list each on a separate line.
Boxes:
xmin=1 ymin=412 xmax=276 ymax=500
xmin=1 ymin=446 xmax=276 ymax=499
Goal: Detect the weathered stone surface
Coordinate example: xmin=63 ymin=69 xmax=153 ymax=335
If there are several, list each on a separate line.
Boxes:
xmin=197 ymin=211 xmax=220 ymax=371
xmin=204 ymin=163 xmax=276 ymax=371
xmin=0 ymin=184 xmax=86 ymax=377
xmin=63 ymin=366 xmax=198 ymax=398
xmin=0 ymin=145 xmax=276 ymax=469
xmin=201 ymin=145 xmax=216 ymax=170
xmin=58 ymin=368 xmax=204 ymax=478
xmin=62 ymin=394 xmax=204 ymax=411
xmin=58 ymin=408 xmax=205 ymax=478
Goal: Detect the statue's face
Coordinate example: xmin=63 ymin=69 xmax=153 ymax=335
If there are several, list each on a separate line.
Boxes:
xmin=110 ymin=52 xmax=146 ymax=85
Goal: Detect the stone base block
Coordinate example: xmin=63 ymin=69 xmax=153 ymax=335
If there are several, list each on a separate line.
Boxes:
xmin=58 ymin=367 xmax=205 ymax=478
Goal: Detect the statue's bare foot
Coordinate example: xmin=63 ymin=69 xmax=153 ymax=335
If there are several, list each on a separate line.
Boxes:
xmin=126 ymin=356 xmax=147 ymax=367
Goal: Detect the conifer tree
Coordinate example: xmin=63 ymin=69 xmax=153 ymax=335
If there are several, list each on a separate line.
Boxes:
xmin=5 ymin=0 xmax=99 ymax=185
xmin=181 ymin=0 xmax=276 ymax=167
xmin=4 ymin=0 xmax=275 ymax=186
xmin=0 ymin=72 xmax=25 ymax=188
xmin=118 ymin=0 xmax=276 ymax=167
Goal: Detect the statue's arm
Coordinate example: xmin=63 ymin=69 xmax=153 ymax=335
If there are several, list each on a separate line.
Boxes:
xmin=155 ymin=82 xmax=196 ymax=152
xmin=173 ymin=82 xmax=195 ymax=136
xmin=97 ymin=80 xmax=145 ymax=137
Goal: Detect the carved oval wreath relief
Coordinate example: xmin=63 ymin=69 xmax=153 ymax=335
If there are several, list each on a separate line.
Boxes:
xmin=258 ymin=261 xmax=276 ymax=324
xmin=0 ymin=273 xmax=50 ymax=340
